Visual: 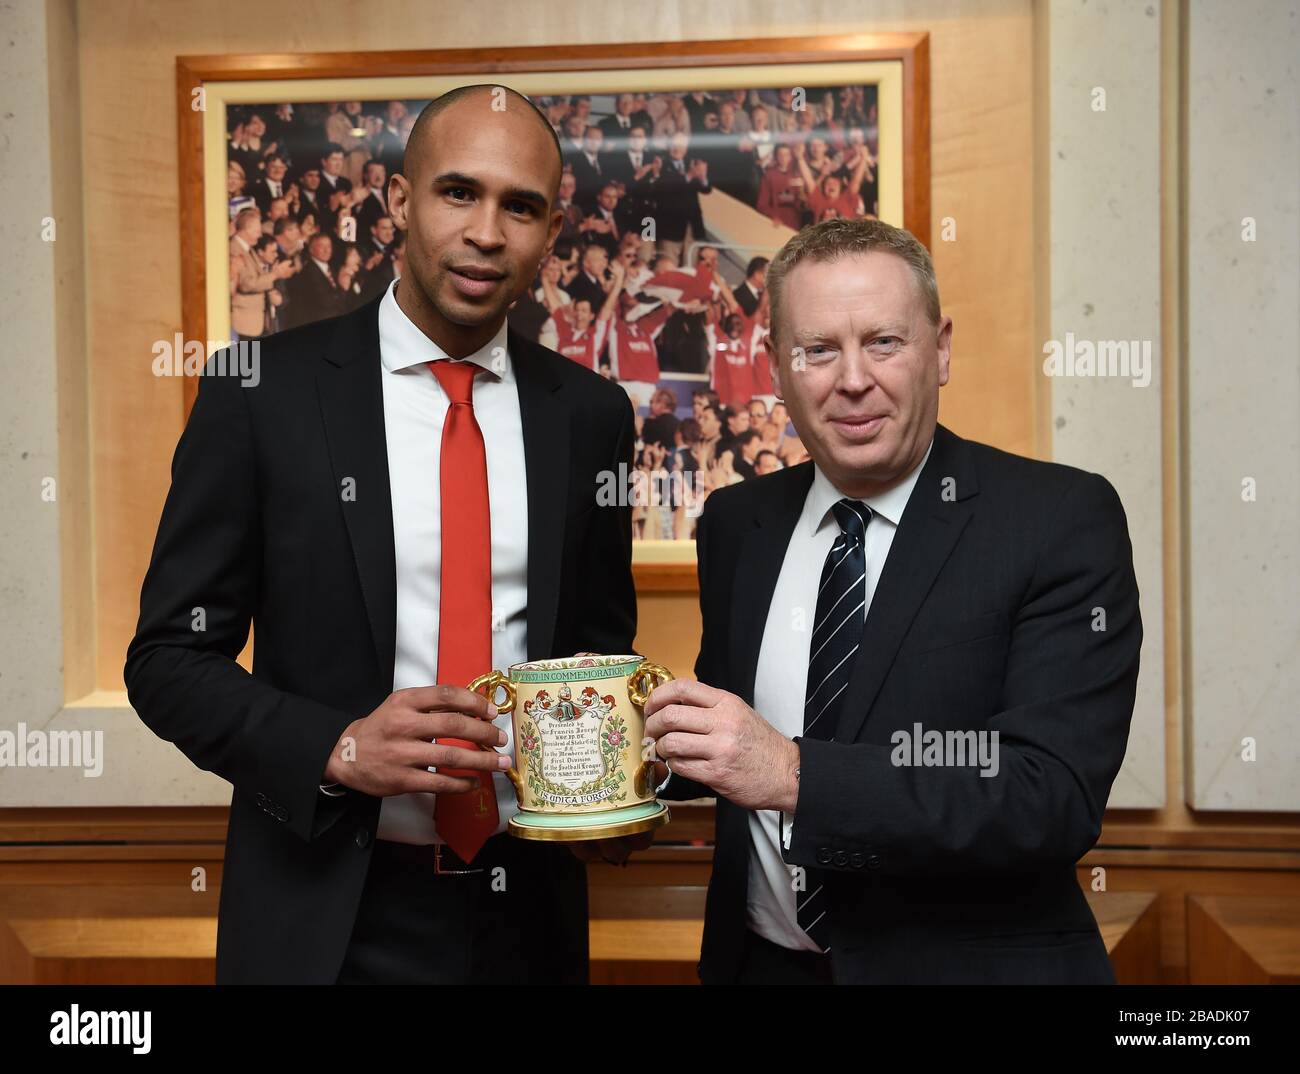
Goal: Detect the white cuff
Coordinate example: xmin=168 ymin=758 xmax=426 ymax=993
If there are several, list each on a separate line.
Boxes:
xmin=654 ymin=763 xmax=674 ymax=795
xmin=318 ymin=781 xmax=347 ymax=798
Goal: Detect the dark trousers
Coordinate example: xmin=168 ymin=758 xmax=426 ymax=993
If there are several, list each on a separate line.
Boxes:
xmin=336 ymin=834 xmax=588 ymax=985
xmin=737 ymin=929 xmax=834 ymax=985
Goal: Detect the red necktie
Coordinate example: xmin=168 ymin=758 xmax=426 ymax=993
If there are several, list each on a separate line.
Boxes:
xmin=429 ymin=358 xmax=498 ymax=861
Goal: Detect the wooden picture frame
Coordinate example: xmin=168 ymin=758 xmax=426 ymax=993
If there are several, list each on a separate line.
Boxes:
xmin=177 ymin=34 xmax=930 ymax=592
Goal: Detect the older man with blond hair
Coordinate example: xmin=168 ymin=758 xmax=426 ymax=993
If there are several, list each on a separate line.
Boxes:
xmin=646 ymin=217 xmax=1141 ymax=985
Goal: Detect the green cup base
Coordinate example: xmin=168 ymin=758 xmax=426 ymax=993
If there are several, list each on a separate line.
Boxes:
xmin=508 ymin=801 xmax=670 ymax=842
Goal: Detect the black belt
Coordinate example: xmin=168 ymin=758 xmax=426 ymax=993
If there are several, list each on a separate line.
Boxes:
xmin=374 ymin=838 xmax=491 ymax=876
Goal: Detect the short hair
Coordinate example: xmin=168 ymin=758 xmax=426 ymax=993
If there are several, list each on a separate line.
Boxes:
xmin=745 ymin=256 xmax=769 ymax=278
xmin=254 ymin=235 xmax=278 ymax=253
xmin=733 ymin=429 xmax=760 ymax=447
xmin=272 ymin=217 xmax=297 ymax=237
xmin=402 ymin=85 xmax=563 ymax=184
xmin=321 ymin=142 xmax=345 ymax=160
xmin=651 ymin=388 xmax=678 ymax=409
xmin=234 ymin=208 xmax=261 ymax=232
xmin=767 ymin=217 xmax=940 ymax=345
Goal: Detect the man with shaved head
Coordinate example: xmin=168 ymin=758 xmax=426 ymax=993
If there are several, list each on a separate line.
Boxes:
xmin=127 ymin=85 xmax=639 ymax=984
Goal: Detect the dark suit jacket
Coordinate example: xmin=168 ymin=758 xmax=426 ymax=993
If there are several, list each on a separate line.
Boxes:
xmin=604 ymin=151 xmax=659 ymax=226
xmin=598 ymin=111 xmax=655 ymax=152
xmin=354 ymin=190 xmax=389 ymax=240
xmin=563 ymin=270 xmax=609 ymax=313
xmin=565 ymin=150 xmax=606 ymax=214
xmin=734 ymin=281 xmax=762 ymax=317
xmin=652 ymin=161 xmax=711 ymax=242
xmin=282 ymin=261 xmax=343 ymax=331
xmin=124 ymin=296 xmax=638 ymax=984
xmin=662 ymin=423 xmax=1140 ymax=984
xmin=250 ymin=178 xmax=287 ymax=215
xmin=357 ymin=241 xmax=396 ymax=305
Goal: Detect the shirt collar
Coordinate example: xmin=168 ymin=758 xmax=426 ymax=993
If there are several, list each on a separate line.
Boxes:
xmin=378 ymin=279 xmax=512 ymax=382
xmin=806 ymin=434 xmax=934 ymax=537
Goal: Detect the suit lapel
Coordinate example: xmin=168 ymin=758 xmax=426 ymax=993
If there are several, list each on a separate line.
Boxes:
xmin=315 ymin=306 xmax=571 ymax=687
xmin=833 ymin=424 xmax=980 ymax=743
xmin=509 ymin=327 xmax=569 ymax=661
xmin=316 ymin=295 xmax=398 ymax=692
xmin=729 ymin=463 xmax=815 ymax=705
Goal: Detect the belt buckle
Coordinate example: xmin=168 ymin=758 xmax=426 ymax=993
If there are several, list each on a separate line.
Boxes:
xmin=433 ymin=844 xmax=485 ymax=876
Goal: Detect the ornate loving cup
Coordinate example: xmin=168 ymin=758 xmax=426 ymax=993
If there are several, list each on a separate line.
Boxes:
xmin=468 ymin=654 xmax=673 ymax=841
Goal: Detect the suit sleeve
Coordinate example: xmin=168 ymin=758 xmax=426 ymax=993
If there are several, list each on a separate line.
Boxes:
xmin=785 ymin=471 xmax=1141 ymax=876
xmin=236 ymin=259 xmax=277 ymax=295
xmin=571 ymin=389 xmax=638 ymax=654
xmin=658 ymin=493 xmax=719 ymax=802
xmin=123 ymin=356 xmax=357 ymax=844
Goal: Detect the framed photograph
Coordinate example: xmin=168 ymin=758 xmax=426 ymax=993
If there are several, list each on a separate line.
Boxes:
xmin=178 ymin=34 xmax=930 ymax=590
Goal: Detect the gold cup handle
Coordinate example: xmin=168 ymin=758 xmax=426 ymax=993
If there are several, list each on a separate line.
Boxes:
xmin=628 ymin=659 xmax=674 ymax=796
xmin=628 ymin=660 xmax=673 ymax=707
xmin=467 ymin=671 xmax=522 ymax=794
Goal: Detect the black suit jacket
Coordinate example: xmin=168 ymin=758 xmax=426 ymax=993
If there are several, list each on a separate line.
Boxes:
xmin=282 ymin=261 xmax=343 ymax=331
xmin=566 ymin=150 xmax=606 ymax=214
xmin=652 ymin=162 xmax=711 ymax=242
xmin=663 ymin=423 xmax=1140 ymax=984
xmin=563 ymin=270 xmax=609 ymax=313
xmin=598 ymin=111 xmax=654 ymax=152
xmin=124 ymin=296 xmax=638 ymax=983
xmin=734 ymin=281 xmax=762 ymax=317
xmin=250 ymin=178 xmax=286 ymax=215
xmin=354 ymin=190 xmax=389 ymax=240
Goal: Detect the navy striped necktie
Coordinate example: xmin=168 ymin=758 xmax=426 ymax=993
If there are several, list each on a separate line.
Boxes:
xmin=797 ymin=496 xmax=871 ymax=951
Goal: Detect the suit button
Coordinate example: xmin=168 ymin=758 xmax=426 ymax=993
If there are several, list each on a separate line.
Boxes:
xmin=275 ymin=807 xmax=290 ymax=822
xmin=255 ymin=792 xmax=267 ymax=805
xmin=832 ymin=851 xmax=849 ymax=868
xmin=865 ymin=854 xmax=882 ymax=870
xmin=816 ymin=847 xmax=833 ymax=865
xmin=849 ymin=852 xmax=866 ymax=869
xmin=355 ymin=827 xmax=372 ymax=849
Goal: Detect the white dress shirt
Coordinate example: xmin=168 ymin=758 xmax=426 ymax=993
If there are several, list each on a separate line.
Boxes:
xmin=747 ymin=438 xmax=933 ymax=951
xmin=374 ymin=280 xmax=529 ymax=845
